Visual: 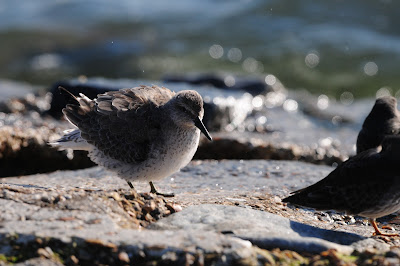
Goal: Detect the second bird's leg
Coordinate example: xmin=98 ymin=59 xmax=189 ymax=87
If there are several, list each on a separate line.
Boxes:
xmin=149 ymin=181 xmax=174 ymax=197
xmin=370 ymin=218 xmax=399 ymax=237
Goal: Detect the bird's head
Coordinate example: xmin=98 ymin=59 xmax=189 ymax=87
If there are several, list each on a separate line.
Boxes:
xmin=170 ymin=90 xmax=212 ymax=141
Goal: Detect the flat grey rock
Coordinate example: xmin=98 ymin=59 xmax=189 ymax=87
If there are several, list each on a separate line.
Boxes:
xmin=150 ymin=204 xmax=386 ymax=254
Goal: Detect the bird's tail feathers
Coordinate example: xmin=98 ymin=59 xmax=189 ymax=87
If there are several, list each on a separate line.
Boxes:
xmin=60 ymin=87 xmax=95 ymax=127
xmin=48 ymin=129 xmax=91 ymax=151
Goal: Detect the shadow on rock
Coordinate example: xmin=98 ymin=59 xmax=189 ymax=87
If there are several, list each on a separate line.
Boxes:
xmin=290 ymin=220 xmax=365 ymax=245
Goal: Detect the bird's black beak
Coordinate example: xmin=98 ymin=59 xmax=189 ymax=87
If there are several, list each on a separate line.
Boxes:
xmin=194 ymin=117 xmax=212 ymax=141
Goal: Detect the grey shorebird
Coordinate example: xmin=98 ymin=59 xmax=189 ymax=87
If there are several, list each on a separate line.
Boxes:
xmin=50 ymin=85 xmax=212 ymax=197
xmin=283 ymin=135 xmax=400 ymax=237
xmin=356 ymin=96 xmax=400 ymax=154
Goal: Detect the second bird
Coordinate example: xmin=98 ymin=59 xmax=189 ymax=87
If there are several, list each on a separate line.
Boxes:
xmin=283 ymin=135 xmax=400 ymax=236
xmin=356 ymin=96 xmax=400 ymax=154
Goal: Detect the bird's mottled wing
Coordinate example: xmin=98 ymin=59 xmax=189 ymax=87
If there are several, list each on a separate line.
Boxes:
xmin=283 ymin=149 xmax=399 ymax=214
xmin=63 ymin=85 xmax=175 ymax=163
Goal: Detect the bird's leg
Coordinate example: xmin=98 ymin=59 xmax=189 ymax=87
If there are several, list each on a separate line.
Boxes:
xmin=127 ymin=181 xmax=134 ymax=189
xmin=149 ymin=181 xmax=174 ymax=197
xmin=370 ymin=218 xmax=399 ymax=237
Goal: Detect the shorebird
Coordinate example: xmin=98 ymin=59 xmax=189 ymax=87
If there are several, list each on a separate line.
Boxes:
xmin=283 ymin=135 xmax=400 ymax=237
xmin=50 ymin=85 xmax=212 ymax=197
xmin=356 ymin=96 xmax=400 ymax=154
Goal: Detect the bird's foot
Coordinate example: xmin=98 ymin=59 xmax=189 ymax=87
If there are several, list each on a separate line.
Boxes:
xmin=149 ymin=181 xmax=175 ymax=197
xmin=370 ymin=218 xmax=399 ymax=237
xmin=372 ymin=231 xmax=399 ymax=237
xmin=382 ymin=225 xmax=395 ymax=230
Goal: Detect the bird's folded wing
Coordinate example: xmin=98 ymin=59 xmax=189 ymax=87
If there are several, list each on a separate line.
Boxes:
xmin=284 ymin=149 xmax=399 ymax=213
xmin=63 ymin=86 xmax=174 ymax=163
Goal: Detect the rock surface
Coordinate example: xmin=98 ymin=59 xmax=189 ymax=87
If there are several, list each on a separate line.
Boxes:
xmin=1 ymin=160 xmax=399 ymax=264
xmin=151 ymin=204 xmax=358 ymax=254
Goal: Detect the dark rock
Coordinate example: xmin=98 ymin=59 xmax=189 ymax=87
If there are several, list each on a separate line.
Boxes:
xmin=0 ymin=125 xmax=95 ymax=177
xmin=195 ymin=132 xmax=347 ymax=165
xmin=163 ymin=73 xmax=272 ymax=96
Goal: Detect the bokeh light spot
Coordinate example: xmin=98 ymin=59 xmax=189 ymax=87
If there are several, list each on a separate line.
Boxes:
xmin=317 ymin=94 xmax=329 ymax=110
xmin=209 ymin=44 xmax=224 ymax=59
xmin=227 ymin=48 xmax=242 ymax=62
xmin=224 ymin=75 xmax=236 ymax=87
xmin=376 ymin=86 xmax=392 ymax=98
xmin=340 ymin=91 xmax=354 ymax=105
xmin=257 ymin=116 xmax=267 ymax=124
xmin=283 ymin=99 xmax=298 ymax=112
xmin=31 ymin=53 xmax=62 ymax=70
xmin=364 ymin=61 xmax=378 ymax=76
xmin=242 ymin=57 xmax=263 ymax=73
xmin=265 ymin=74 xmax=276 ymax=86
xmin=305 ymin=53 xmax=319 ymax=68
xmin=252 ymin=96 xmax=264 ymax=109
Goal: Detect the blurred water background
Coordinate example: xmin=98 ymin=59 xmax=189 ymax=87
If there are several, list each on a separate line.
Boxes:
xmin=0 ymin=0 xmax=399 ymax=99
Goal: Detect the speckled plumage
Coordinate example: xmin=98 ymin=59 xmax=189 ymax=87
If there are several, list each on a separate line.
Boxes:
xmin=51 ymin=85 xmax=212 ymax=195
xmin=356 ymin=96 xmax=400 ymax=154
xmin=283 ymin=135 xmax=400 ymax=236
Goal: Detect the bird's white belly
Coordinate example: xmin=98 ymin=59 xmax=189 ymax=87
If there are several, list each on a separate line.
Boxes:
xmin=148 ymin=134 xmax=199 ymax=181
xmin=91 ymin=129 xmax=201 ymax=182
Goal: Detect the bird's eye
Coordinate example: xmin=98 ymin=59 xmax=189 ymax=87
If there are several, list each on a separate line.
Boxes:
xmin=178 ymin=106 xmax=188 ymax=113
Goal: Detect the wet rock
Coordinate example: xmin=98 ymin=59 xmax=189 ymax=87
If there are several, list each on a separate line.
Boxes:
xmin=163 ymin=73 xmax=277 ymax=96
xmin=0 ymin=124 xmax=94 ymax=177
xmin=195 ymin=132 xmax=348 ymax=165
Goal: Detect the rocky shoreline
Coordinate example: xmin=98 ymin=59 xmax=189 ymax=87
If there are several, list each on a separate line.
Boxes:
xmin=1 ymin=78 xmax=397 ymax=265
xmin=2 ymin=162 xmax=400 ymax=265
